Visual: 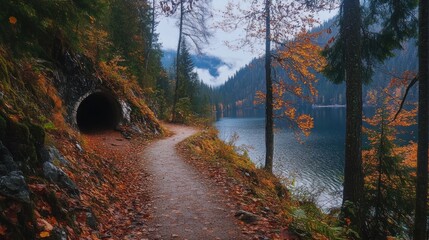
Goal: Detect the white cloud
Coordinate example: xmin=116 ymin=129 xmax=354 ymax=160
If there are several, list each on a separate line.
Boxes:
xmin=194 ymin=68 xmax=215 ymax=84
xmin=195 ymin=60 xmax=248 ymax=87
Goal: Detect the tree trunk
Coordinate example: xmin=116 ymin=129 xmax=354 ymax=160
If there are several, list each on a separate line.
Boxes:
xmin=414 ymin=0 xmax=429 ymax=239
xmin=172 ymin=0 xmax=184 ymax=122
xmin=342 ymin=0 xmax=364 ymax=236
xmin=264 ymin=0 xmax=274 ymax=173
xmin=144 ymin=0 xmax=156 ymax=78
xmin=374 ymin=116 xmax=385 ymax=239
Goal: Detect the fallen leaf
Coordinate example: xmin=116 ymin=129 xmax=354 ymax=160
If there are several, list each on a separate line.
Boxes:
xmin=39 ymin=231 xmax=50 ymax=238
xmin=37 ymin=218 xmax=54 ymax=231
xmin=0 ymin=225 xmax=7 ymax=235
xmin=9 ymin=16 xmax=17 ymax=24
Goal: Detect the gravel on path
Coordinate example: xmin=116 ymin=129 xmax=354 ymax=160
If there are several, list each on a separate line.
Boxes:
xmin=142 ymin=124 xmax=244 ymax=240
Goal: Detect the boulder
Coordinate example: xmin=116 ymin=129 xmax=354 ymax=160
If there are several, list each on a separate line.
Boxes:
xmin=43 ymin=162 xmax=79 ymax=196
xmin=0 ymin=141 xmax=30 ymax=202
xmin=235 ymin=210 xmax=260 ymax=224
xmin=50 ymin=227 xmax=68 ymax=240
xmin=40 ymin=146 xmax=70 ymax=166
xmin=0 ymin=171 xmax=30 ymax=203
xmin=0 ymin=141 xmax=19 ymax=175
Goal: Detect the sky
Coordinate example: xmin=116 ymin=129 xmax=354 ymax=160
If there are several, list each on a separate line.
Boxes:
xmin=157 ymin=1 xmax=338 ymax=86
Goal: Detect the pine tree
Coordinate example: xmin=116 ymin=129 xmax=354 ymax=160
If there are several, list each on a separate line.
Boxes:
xmin=161 ymin=0 xmax=212 ymax=122
xmin=323 ymin=0 xmax=418 ymax=235
xmin=174 ymin=40 xmax=198 ymax=122
xmin=363 ymin=84 xmax=417 ymax=238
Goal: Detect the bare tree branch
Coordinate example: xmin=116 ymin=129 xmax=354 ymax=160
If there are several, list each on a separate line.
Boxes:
xmin=392 ymin=76 xmax=418 ymax=122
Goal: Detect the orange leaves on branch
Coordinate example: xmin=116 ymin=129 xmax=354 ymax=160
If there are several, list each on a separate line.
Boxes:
xmin=255 ymin=31 xmax=324 ymax=139
xmin=365 ymin=72 xmax=417 ymax=128
xmin=296 ymin=114 xmax=314 ymax=137
xmin=275 ymin=31 xmax=326 ymax=96
xmin=255 ymin=82 xmax=315 ymax=139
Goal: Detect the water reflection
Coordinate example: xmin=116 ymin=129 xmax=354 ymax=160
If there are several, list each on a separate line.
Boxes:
xmin=215 ymin=108 xmax=346 ymax=209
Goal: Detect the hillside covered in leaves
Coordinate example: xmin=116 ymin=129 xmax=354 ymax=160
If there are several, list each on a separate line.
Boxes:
xmin=0 ymin=1 xmax=176 ymax=239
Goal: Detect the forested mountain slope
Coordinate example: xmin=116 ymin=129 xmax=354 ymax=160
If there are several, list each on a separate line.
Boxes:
xmin=213 ymin=19 xmax=418 ymax=110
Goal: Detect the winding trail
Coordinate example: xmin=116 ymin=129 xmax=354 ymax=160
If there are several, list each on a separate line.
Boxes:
xmin=141 ymin=124 xmax=243 ymax=240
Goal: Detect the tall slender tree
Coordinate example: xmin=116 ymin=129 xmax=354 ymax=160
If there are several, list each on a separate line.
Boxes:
xmin=264 ymin=0 xmax=274 ymax=172
xmin=323 ymin=0 xmax=418 ymax=235
xmin=414 ymin=0 xmax=429 ymax=238
xmin=173 ymin=0 xmax=184 ymax=122
xmin=142 ymin=0 xmax=156 ymax=79
xmin=342 ymin=0 xmax=364 ymax=235
xmin=221 ymin=0 xmax=335 ymax=173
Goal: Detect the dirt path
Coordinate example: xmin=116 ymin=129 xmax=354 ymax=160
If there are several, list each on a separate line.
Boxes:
xmin=142 ymin=124 xmax=244 ymax=240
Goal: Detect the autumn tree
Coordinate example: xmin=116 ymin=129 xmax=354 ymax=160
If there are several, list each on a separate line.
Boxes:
xmin=323 ymin=0 xmax=417 ymax=235
xmin=363 ymin=76 xmax=417 ymax=238
xmin=221 ymin=0 xmax=336 ymax=173
xmin=414 ymin=0 xmax=429 ymax=238
xmin=160 ymin=0 xmax=213 ymax=122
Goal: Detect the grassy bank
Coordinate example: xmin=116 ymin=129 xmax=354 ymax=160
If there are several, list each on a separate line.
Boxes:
xmin=179 ymin=127 xmax=352 ymax=239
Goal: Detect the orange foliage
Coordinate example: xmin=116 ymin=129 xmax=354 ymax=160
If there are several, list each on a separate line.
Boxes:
xmin=80 ymin=16 xmax=111 ymax=61
xmin=36 ymin=73 xmax=66 ymax=128
xmin=363 ymin=73 xmax=417 ymax=189
xmin=97 ymin=57 xmax=162 ymax=133
xmin=275 ymin=31 xmax=327 ymax=99
xmin=8 ymin=16 xmax=17 ymax=25
xmin=255 ymin=32 xmax=324 ymax=138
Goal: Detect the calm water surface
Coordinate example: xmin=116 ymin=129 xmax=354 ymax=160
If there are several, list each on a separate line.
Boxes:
xmin=215 ymin=108 xmax=346 ymax=209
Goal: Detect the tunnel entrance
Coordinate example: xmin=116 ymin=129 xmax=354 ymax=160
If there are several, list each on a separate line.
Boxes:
xmin=76 ymin=92 xmax=122 ymax=133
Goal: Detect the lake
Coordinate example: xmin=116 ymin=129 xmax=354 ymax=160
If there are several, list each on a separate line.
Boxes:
xmin=214 ymin=107 xmax=346 ymax=209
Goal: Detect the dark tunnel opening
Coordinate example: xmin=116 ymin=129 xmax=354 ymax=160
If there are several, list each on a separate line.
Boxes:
xmin=76 ymin=92 xmax=122 ymax=133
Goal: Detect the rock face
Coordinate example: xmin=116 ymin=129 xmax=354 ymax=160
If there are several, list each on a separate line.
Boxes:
xmin=41 ymin=146 xmax=79 ymax=196
xmin=54 ymin=52 xmax=101 ymax=124
xmin=52 ymin=52 xmax=124 ymax=129
xmin=41 ymin=146 xmax=70 ymax=166
xmin=43 ymin=161 xmax=79 ymax=197
xmin=0 ymin=141 xmax=30 ymax=203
